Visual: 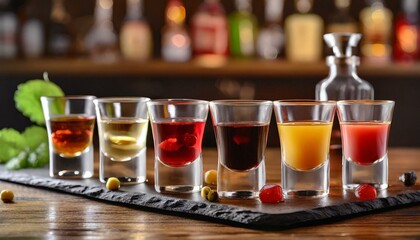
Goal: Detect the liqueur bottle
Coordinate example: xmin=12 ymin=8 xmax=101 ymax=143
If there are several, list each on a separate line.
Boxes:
xmin=161 ymin=0 xmax=191 ymax=62
xmin=359 ymin=0 xmax=393 ymax=63
xmin=394 ymin=0 xmax=420 ymax=62
xmin=0 ymin=0 xmax=17 ymax=59
xmin=48 ymin=0 xmax=71 ymax=56
xmin=21 ymin=1 xmax=45 ymax=59
xmin=327 ymin=0 xmax=358 ymax=33
xmin=316 ymin=33 xmax=374 ymax=149
xmin=191 ymin=0 xmax=228 ymax=63
xmin=257 ymin=0 xmax=285 ymax=60
xmin=228 ymin=0 xmax=258 ymax=58
xmin=285 ymin=0 xmax=324 ymax=62
xmin=120 ymin=0 xmax=152 ymax=61
xmin=316 ymin=33 xmax=374 ymax=101
xmin=85 ymin=0 xmax=118 ymax=63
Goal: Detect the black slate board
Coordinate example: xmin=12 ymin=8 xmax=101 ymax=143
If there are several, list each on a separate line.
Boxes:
xmin=1 ymin=168 xmax=420 ymax=230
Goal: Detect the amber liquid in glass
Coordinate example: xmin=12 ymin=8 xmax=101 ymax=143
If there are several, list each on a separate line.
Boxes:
xmin=50 ymin=115 xmax=95 ymax=157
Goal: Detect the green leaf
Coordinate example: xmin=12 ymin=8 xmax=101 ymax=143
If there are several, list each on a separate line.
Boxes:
xmin=22 ymin=126 xmax=48 ymax=150
xmin=5 ymin=150 xmax=29 ymax=170
xmin=27 ymin=142 xmax=49 ymax=168
xmin=0 ymin=129 xmax=26 ymax=162
xmin=14 ymin=79 xmax=64 ymax=125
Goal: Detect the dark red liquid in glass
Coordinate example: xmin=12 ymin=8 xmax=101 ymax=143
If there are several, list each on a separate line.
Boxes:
xmin=153 ymin=120 xmax=206 ymax=167
xmin=215 ymin=123 xmax=269 ymax=171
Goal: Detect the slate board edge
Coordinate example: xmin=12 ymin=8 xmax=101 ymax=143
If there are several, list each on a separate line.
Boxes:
xmin=1 ymin=171 xmax=420 ymax=230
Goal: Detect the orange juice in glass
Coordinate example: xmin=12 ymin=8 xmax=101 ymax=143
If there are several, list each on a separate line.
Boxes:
xmin=274 ymin=100 xmax=336 ymax=198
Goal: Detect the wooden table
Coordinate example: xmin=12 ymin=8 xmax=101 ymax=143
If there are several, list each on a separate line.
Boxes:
xmin=1 ymin=148 xmax=420 ymax=239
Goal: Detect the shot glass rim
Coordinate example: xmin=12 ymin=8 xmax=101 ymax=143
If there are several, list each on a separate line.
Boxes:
xmin=273 ymin=99 xmax=336 ymax=106
xmin=40 ymin=95 xmax=97 ymax=101
xmin=147 ymin=98 xmax=209 ymax=106
xmin=337 ymin=100 xmax=395 ymax=106
xmin=210 ymin=99 xmax=273 ymax=106
xmin=93 ymin=97 xmax=151 ymax=104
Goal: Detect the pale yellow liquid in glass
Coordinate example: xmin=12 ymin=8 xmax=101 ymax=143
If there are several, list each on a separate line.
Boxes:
xmin=99 ymin=118 xmax=148 ymax=161
xmin=278 ymin=121 xmax=332 ymax=171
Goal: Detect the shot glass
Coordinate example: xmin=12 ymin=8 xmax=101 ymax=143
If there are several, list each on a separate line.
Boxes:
xmin=337 ymin=100 xmax=395 ymax=190
xmin=147 ymin=99 xmax=209 ymax=193
xmin=210 ymin=100 xmax=272 ymax=199
xmin=41 ymin=96 xmax=96 ymax=178
xmin=274 ymin=100 xmax=336 ymax=198
xmin=94 ymin=97 xmax=150 ymax=184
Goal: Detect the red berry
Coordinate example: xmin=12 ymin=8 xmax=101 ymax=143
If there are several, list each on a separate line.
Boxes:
xmin=259 ymin=184 xmax=283 ymax=203
xmin=183 ymin=133 xmax=197 ymax=147
xmin=159 ymin=138 xmax=182 ymax=152
xmin=355 ymin=184 xmax=377 ymax=201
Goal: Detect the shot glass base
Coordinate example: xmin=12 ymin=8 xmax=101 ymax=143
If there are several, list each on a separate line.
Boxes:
xmin=154 ymin=155 xmax=202 ymax=194
xmin=99 ymin=148 xmax=147 ymax=184
xmin=283 ymin=190 xmax=329 ymax=198
xmin=156 ymin=185 xmax=201 ymax=194
xmin=50 ymin=147 xmax=94 ymax=179
xmin=282 ymin=160 xmax=329 ymax=198
xmin=55 ymin=170 xmax=94 ymax=179
xmin=342 ymin=154 xmax=388 ymax=190
xmin=217 ymin=161 xmax=266 ymax=200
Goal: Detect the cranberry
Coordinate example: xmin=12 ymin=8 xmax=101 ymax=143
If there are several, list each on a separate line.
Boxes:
xmin=355 ymin=184 xmax=377 ymax=201
xmin=259 ymin=184 xmax=283 ymax=203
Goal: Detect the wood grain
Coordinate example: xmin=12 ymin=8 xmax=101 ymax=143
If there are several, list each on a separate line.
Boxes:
xmin=1 ymin=59 xmax=420 ymax=78
xmin=1 ymin=148 xmax=420 ymax=238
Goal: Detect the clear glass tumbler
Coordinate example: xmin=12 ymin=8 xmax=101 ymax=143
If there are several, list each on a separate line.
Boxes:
xmin=147 ymin=99 xmax=209 ymax=193
xmin=210 ymin=100 xmax=272 ymax=199
xmin=94 ymin=97 xmax=150 ymax=184
xmin=41 ymin=96 xmax=96 ymax=178
xmin=274 ymin=100 xmax=336 ymax=198
xmin=337 ymin=100 xmax=395 ymax=190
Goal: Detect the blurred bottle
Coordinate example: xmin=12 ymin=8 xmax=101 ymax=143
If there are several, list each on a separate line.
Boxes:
xmin=394 ymin=0 xmax=420 ymax=62
xmin=191 ymin=0 xmax=228 ymax=64
xmin=285 ymin=0 xmax=324 ymax=62
xmin=85 ymin=0 xmax=118 ymax=63
xmin=316 ymin=33 xmax=374 ymax=149
xmin=161 ymin=0 xmax=191 ymax=62
xmin=21 ymin=1 xmax=44 ymax=59
xmin=359 ymin=0 xmax=393 ymax=63
xmin=257 ymin=0 xmax=285 ymax=60
xmin=0 ymin=0 xmax=17 ymax=59
xmin=327 ymin=0 xmax=358 ymax=33
xmin=228 ymin=0 xmax=258 ymax=58
xmin=120 ymin=0 xmax=152 ymax=61
xmin=48 ymin=0 xmax=71 ymax=57
xmin=316 ymin=33 xmax=374 ymax=101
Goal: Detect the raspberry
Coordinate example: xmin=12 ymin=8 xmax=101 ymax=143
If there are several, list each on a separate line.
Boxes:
xmin=259 ymin=184 xmax=283 ymax=203
xmin=399 ymin=171 xmax=417 ymax=186
xmin=183 ymin=133 xmax=197 ymax=147
xmin=355 ymin=184 xmax=377 ymax=201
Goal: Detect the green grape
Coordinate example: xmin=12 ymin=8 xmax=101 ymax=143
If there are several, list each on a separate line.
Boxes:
xmin=0 ymin=129 xmax=26 ymax=162
xmin=14 ymin=79 xmax=64 ymax=125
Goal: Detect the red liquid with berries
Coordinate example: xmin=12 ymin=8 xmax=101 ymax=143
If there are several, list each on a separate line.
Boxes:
xmin=153 ymin=120 xmax=206 ymax=167
xmin=50 ymin=115 xmax=95 ymax=157
xmin=215 ymin=122 xmax=269 ymax=171
xmin=341 ymin=121 xmax=390 ymax=165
